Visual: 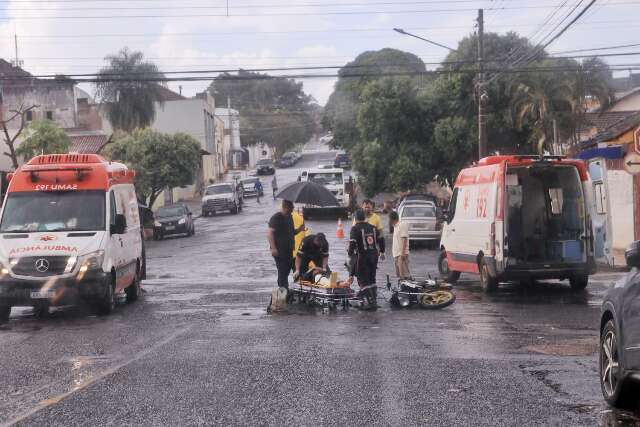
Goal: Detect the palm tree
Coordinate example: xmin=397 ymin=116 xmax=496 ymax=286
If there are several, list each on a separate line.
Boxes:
xmin=95 ymin=48 xmax=166 ymax=132
xmin=567 ymin=57 xmax=614 ymax=147
xmin=510 ymin=60 xmax=574 ymax=154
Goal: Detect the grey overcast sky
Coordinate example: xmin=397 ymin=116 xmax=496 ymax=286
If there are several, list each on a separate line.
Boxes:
xmin=0 ymin=0 xmax=637 ymax=105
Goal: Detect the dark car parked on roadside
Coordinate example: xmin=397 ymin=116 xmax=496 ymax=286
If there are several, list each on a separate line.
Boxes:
xmin=278 ymin=152 xmax=298 ymax=168
xmin=334 ymin=153 xmax=351 ymax=169
xmin=153 ymin=203 xmax=195 ymax=240
xmin=600 ymin=240 xmax=640 ymax=408
xmin=256 ymin=158 xmax=276 ymax=175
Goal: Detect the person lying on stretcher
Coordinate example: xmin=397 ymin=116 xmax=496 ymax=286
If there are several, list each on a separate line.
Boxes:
xmin=293 ymin=233 xmax=330 ymax=282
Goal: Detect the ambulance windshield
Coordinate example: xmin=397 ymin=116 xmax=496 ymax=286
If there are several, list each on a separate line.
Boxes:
xmin=0 ymin=191 xmax=106 ymax=233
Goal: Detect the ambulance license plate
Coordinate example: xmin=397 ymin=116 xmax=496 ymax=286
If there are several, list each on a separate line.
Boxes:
xmin=165 ymin=225 xmax=175 ymax=231
xmin=30 ymin=291 xmax=55 ymax=299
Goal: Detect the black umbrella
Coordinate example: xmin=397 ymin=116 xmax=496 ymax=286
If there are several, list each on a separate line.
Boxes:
xmin=275 ymin=181 xmax=339 ymax=207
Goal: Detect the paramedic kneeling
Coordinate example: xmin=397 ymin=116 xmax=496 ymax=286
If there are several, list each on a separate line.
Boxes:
xmin=294 ymin=233 xmax=329 ymax=281
xmin=348 ymin=209 xmax=385 ymax=307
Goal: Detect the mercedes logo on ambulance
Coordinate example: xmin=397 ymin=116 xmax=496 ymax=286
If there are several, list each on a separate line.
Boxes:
xmin=34 ymin=258 xmax=50 ymax=273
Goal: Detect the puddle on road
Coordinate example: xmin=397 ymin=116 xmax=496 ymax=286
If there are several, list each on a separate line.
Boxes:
xmin=145 ymin=292 xmax=206 ymax=302
xmin=526 ymin=338 xmax=597 ymax=356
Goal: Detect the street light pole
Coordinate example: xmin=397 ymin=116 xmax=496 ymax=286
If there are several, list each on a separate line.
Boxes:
xmin=393 ymin=28 xmax=457 ymax=52
xmin=477 ymin=9 xmax=487 ymax=160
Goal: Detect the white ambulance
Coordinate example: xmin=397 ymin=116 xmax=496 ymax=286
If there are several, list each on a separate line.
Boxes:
xmin=438 ymin=155 xmax=612 ymax=292
xmin=0 ymin=154 xmax=144 ymax=321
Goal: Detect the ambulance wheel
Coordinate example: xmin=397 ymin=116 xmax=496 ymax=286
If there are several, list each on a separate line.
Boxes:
xmin=479 ymin=258 xmax=498 ymax=293
xmin=438 ymin=251 xmax=460 ymax=284
xmin=96 ymin=275 xmax=116 ymax=315
xmin=570 ymin=274 xmax=589 ymax=291
xmin=0 ymin=305 xmax=10 ymax=323
xmin=125 ymin=266 xmax=141 ymax=303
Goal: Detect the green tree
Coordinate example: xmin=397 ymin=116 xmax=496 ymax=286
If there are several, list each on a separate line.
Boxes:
xmin=95 ymin=48 xmax=166 ymax=132
xmin=16 ymin=120 xmax=70 ymax=160
xmin=210 ymin=71 xmax=318 ymax=156
xmin=107 ymin=129 xmax=201 ymax=207
xmin=323 ymin=48 xmax=427 ymax=150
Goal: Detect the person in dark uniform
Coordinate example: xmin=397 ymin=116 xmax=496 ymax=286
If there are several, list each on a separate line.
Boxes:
xmin=268 ymin=200 xmax=295 ymax=289
xmin=348 ymin=209 xmax=385 ymax=308
xmin=294 ymin=233 xmax=329 ymax=281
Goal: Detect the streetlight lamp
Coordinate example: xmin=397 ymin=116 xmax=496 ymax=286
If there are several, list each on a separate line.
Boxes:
xmin=393 ymin=28 xmax=457 ymax=52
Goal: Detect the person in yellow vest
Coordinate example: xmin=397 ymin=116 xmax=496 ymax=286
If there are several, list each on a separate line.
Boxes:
xmin=292 ymin=209 xmax=308 ymax=262
xmin=352 ymin=199 xmax=385 ymax=259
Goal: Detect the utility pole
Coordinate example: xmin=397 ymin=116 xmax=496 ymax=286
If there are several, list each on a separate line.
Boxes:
xmin=477 ymin=8 xmax=487 ymax=159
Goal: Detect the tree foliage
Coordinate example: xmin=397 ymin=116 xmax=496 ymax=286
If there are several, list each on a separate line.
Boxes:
xmin=107 ymin=129 xmax=201 ymax=207
xmin=210 ymin=71 xmax=318 ymax=156
xmin=16 ymin=120 xmax=70 ymax=160
xmin=95 ymin=48 xmax=166 ymax=132
xmin=326 ymin=34 xmax=614 ymax=196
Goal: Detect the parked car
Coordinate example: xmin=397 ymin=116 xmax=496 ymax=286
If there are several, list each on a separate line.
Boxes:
xmin=397 ymin=203 xmax=441 ymax=245
xmin=241 ymin=177 xmax=264 ymax=197
xmin=256 ymin=159 xmax=276 ymax=175
xmin=398 ymin=193 xmax=438 ymax=206
xmin=278 ymin=152 xmax=298 ymax=168
xmin=334 ymin=153 xmax=352 ymax=169
xmin=154 ymin=203 xmax=194 ymax=240
xmin=202 ymin=183 xmax=242 ymax=216
xmin=438 ymin=155 xmax=611 ymax=293
xmin=600 ymin=241 xmax=640 ymax=408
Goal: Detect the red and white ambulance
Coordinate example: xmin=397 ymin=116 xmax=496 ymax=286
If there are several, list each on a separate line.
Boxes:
xmin=438 ymin=155 xmax=612 ymax=292
xmin=0 ymin=154 xmax=144 ymax=321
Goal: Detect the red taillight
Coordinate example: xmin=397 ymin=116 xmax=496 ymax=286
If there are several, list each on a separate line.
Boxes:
xmin=490 ymin=222 xmax=496 ymax=256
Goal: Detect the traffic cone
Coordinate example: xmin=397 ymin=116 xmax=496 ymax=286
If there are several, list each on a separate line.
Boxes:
xmin=336 ymin=218 xmax=345 ymax=239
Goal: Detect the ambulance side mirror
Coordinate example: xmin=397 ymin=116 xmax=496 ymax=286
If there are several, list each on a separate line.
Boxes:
xmin=111 ymin=214 xmax=127 ymax=235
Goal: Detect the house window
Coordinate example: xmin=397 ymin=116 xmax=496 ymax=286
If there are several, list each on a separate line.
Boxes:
xmin=46 ymin=111 xmax=53 ymax=120
xmin=25 ymin=110 xmax=33 ymax=122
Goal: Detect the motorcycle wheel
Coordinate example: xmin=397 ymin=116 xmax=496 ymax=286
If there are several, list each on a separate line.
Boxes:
xmin=418 ymin=290 xmax=456 ymax=309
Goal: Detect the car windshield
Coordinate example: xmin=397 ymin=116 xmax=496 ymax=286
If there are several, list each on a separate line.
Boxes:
xmin=242 ymin=178 xmax=258 ymax=185
xmin=308 ymin=172 xmax=343 ymax=186
xmin=257 ymin=159 xmax=273 ymax=166
xmin=402 ymin=206 xmax=436 ymax=218
xmin=0 ymin=190 xmax=106 ymax=232
xmin=157 ymin=206 xmax=186 ymax=218
xmin=336 ymin=154 xmax=349 ymax=160
xmin=206 ymin=185 xmax=233 ymax=195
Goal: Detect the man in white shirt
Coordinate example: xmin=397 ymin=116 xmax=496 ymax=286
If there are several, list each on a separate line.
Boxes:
xmin=389 ymin=211 xmax=411 ymax=280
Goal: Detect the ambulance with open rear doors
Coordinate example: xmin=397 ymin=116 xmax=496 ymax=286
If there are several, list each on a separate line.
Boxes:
xmin=438 ymin=155 xmax=612 ymax=293
xmin=0 ymin=154 xmax=144 ymax=321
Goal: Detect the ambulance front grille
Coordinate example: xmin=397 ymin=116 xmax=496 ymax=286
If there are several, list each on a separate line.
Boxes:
xmin=11 ymin=256 xmax=71 ymax=277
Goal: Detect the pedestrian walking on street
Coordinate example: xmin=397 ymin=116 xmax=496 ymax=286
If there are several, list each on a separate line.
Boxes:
xmin=348 ymin=209 xmax=385 ymax=308
xmin=389 ymin=211 xmax=411 ymax=280
xmin=268 ymin=200 xmax=295 ymax=292
xmin=255 ymin=179 xmax=263 ymax=204
xmin=272 ymin=176 xmax=278 ymax=200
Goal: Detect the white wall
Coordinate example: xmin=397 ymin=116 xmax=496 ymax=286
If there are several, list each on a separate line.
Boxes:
xmin=607 ymin=169 xmax=635 ymax=250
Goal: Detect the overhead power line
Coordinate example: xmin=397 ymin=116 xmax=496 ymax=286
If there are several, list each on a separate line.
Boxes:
xmin=0 ymin=1 xmax=633 ymax=19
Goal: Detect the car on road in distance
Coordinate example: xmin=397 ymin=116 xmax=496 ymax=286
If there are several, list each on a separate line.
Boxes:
xmin=334 ymin=153 xmax=351 ymax=169
xmin=438 ymin=155 xmax=612 ymax=293
xmin=153 ymin=203 xmax=195 ymax=240
xmin=599 ymin=240 xmax=640 ymax=408
xmin=278 ymin=152 xmax=298 ymax=168
xmin=202 ymin=182 xmax=242 ymax=216
xmin=0 ymin=154 xmax=143 ymax=321
xmin=397 ymin=203 xmax=441 ymax=245
xmin=256 ymin=158 xmax=276 ymax=175
xmin=398 ymin=193 xmax=438 ymax=206
xmin=240 ymin=177 xmax=263 ymax=197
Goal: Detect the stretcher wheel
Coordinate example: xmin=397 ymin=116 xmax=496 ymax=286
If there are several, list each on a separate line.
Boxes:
xmin=390 ymin=292 xmax=401 ymax=307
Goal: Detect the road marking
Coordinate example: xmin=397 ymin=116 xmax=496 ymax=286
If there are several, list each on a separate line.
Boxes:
xmin=1 ymin=326 xmax=192 ymax=427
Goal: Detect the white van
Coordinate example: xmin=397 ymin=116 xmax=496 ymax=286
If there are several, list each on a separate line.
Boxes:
xmin=438 ymin=155 xmax=612 ymax=292
xmin=300 ymin=167 xmax=347 ymax=205
xmin=0 ymin=154 xmax=143 ymax=321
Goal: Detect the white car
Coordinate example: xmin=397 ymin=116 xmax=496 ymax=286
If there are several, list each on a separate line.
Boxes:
xmin=397 ymin=203 xmax=441 ymax=244
xmin=202 ymin=183 xmax=242 ymax=216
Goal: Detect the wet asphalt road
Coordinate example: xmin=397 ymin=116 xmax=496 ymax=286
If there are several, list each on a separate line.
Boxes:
xmin=0 ymin=148 xmax=639 ymax=426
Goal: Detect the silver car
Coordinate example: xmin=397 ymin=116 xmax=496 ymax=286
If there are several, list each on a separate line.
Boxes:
xmin=398 ymin=203 xmax=441 ymax=244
